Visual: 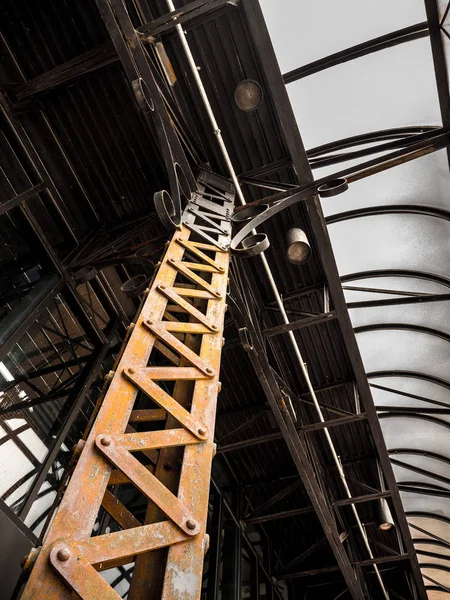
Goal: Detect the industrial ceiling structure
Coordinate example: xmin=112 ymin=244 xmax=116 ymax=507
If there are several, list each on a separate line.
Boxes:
xmin=0 ymin=1 xmax=449 ymax=599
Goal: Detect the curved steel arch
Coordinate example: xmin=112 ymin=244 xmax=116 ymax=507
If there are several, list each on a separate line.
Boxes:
xmin=341 ymin=270 xmax=450 ymax=288
xmin=308 ymin=127 xmax=441 ymax=169
xmin=407 ymin=512 xmax=450 ymax=527
xmin=414 ymin=538 xmax=450 ymax=552
xmin=388 ymin=449 xmax=450 ymax=469
xmin=378 ymin=411 xmax=450 ymax=432
xmin=389 ymin=454 xmax=450 ymax=489
xmin=417 ymin=563 xmax=450 ymax=575
xmin=326 ymin=204 xmax=450 ymax=225
xmin=368 ymin=370 xmax=450 ymax=392
xmin=307 ymin=127 xmax=439 ymax=158
xmin=354 ymin=323 xmax=450 ymax=345
xmin=341 ymin=269 xmax=450 ymax=290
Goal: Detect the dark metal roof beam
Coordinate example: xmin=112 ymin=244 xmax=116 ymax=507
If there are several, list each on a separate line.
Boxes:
xmin=279 ymin=536 xmax=327 ymax=574
xmin=283 ymin=554 xmax=410 ymax=579
xmin=283 ymin=22 xmax=429 ymax=83
xmin=263 ymin=311 xmax=337 ymax=337
xmin=218 ymin=410 xmax=267 ymax=444
xmin=245 ymin=478 xmax=303 ymax=519
xmin=0 ymin=183 xmax=46 ymax=216
xmin=333 ymin=491 xmax=391 ymax=507
xmin=137 ymin=0 xmax=232 ymax=39
xmin=218 ymin=413 xmax=366 ymax=452
xmin=244 ymin=506 xmax=315 ymax=525
xmin=13 ymin=43 xmax=118 ymax=100
xmin=301 ymin=413 xmax=367 ymax=432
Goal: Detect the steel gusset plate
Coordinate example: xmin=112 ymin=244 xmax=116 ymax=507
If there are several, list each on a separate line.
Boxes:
xmin=98 ymin=0 xmax=196 ymax=230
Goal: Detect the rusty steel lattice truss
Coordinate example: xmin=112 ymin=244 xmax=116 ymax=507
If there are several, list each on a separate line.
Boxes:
xmin=20 ymin=174 xmax=234 ymax=600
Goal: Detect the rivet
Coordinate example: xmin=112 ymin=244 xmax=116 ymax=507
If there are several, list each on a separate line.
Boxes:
xmin=56 ymin=547 xmax=71 ymax=562
xmin=211 ymin=325 xmax=218 ymax=332
xmin=147 ymin=320 xmax=153 ymax=326
xmin=159 ymin=285 xmax=166 ymax=290
xmin=128 ymin=368 xmax=135 ymax=375
xmin=100 ymin=435 xmax=112 ymax=447
xmin=218 ymin=381 xmax=222 ymax=393
xmin=214 ymin=291 xmax=222 ymax=298
xmin=186 ymin=519 xmax=197 ymax=530
xmin=206 ymin=367 xmax=213 ymax=375
xmin=198 ymin=427 xmax=207 ymax=436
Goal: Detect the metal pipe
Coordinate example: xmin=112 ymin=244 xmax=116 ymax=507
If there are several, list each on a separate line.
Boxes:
xmin=168 ymin=6 xmax=389 ymax=597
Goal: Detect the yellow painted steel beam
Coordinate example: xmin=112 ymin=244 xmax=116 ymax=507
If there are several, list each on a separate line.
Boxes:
xmin=21 ymin=176 xmax=233 ymax=600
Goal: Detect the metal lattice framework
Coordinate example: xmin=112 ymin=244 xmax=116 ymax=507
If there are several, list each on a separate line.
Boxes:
xmin=21 ymin=177 xmax=234 ymax=599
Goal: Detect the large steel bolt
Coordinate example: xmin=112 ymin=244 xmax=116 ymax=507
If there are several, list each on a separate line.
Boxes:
xmin=56 ymin=547 xmax=71 ymax=562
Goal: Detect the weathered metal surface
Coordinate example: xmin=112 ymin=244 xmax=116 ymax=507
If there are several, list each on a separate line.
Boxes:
xmin=20 ymin=179 xmax=233 ymax=599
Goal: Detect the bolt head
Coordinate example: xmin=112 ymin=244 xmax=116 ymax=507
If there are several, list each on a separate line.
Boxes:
xmin=205 ymin=367 xmax=213 ymax=375
xmin=186 ymin=519 xmax=197 ymax=531
xmin=211 ymin=325 xmax=218 ymax=332
xmin=100 ymin=435 xmax=112 ymax=447
xmin=128 ymin=368 xmax=135 ymax=375
xmin=56 ymin=547 xmax=71 ymax=562
xmin=159 ymin=285 xmax=166 ymax=290
xmin=146 ymin=320 xmax=153 ymax=326
xmin=198 ymin=427 xmax=207 ymax=436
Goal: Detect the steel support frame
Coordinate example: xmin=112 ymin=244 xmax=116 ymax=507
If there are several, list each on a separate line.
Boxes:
xmin=228 ymin=278 xmax=367 ymax=600
xmin=1 ymin=100 xmax=109 ymax=348
xmin=21 ymin=183 xmax=233 ymax=599
xmin=17 ymin=319 xmax=120 ymax=522
xmin=240 ymin=1 xmax=428 ymax=598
